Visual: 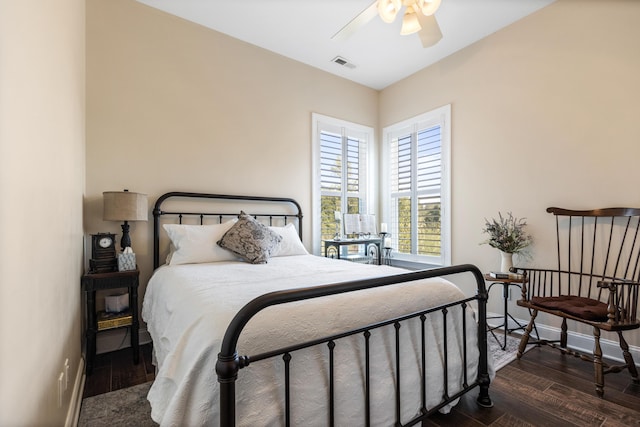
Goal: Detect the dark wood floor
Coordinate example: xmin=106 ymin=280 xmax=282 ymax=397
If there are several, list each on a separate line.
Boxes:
xmin=82 ymin=343 xmax=155 ymax=398
xmin=428 ymin=345 xmax=640 ymax=426
xmin=83 ymin=341 xmax=640 ymax=425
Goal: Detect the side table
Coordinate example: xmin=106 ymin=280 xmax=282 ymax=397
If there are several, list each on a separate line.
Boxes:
xmin=485 ymin=274 xmax=528 ymax=350
xmin=81 ymin=268 xmax=140 ymax=375
xmin=324 ymin=237 xmax=382 ymax=265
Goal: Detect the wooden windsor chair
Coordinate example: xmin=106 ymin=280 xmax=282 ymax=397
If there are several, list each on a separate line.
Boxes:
xmin=514 ymin=207 xmax=640 ymax=397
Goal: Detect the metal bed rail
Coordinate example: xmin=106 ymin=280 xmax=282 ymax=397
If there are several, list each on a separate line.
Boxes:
xmin=216 ymin=263 xmax=492 ymax=426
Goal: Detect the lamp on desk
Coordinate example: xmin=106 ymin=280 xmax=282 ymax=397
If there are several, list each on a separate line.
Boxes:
xmin=103 ymin=189 xmax=148 ymax=250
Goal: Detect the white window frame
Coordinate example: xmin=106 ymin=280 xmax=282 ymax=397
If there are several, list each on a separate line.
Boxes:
xmin=380 ymin=104 xmax=451 ymax=266
xmin=311 ymin=113 xmax=376 ymax=255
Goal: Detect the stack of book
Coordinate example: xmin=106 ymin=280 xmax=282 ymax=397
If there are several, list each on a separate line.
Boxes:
xmin=489 ymin=271 xmax=524 ymax=280
xmin=97 ymin=309 xmax=132 ymax=331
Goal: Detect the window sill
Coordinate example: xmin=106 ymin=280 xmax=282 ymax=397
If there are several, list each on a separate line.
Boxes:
xmin=389 ymin=259 xmax=440 ymax=271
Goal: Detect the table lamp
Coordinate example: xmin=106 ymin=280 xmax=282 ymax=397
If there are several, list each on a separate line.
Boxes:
xmin=103 ymin=189 xmax=148 ymax=250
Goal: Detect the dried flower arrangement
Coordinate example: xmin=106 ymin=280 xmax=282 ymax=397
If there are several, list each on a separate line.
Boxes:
xmin=482 ymin=212 xmax=532 ymax=254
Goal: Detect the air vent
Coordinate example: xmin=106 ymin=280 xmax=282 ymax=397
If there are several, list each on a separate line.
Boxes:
xmin=331 ymin=56 xmax=356 ymax=69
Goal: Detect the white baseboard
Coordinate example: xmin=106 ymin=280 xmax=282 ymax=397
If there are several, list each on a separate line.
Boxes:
xmin=487 ymin=311 xmax=640 ymax=365
xmin=96 ymin=328 xmax=152 ymax=355
xmin=66 ymin=356 xmax=85 ymax=427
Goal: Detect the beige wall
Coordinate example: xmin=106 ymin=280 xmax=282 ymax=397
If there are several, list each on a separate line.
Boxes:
xmin=86 ymin=0 xmax=378 ymax=313
xmin=0 ymin=0 xmax=85 ymax=425
xmin=380 ymin=0 xmax=640 ymax=345
xmin=87 ymin=0 xmax=639 ymax=365
xmin=1 ymin=0 xmax=636 ymax=423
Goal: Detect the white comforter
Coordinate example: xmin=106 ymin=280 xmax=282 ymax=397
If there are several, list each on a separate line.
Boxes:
xmin=142 ymin=255 xmax=483 ymax=426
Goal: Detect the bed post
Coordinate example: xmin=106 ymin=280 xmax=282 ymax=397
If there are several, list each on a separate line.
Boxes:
xmin=153 ymin=205 xmax=161 ymax=270
xmin=474 ymin=267 xmax=493 ymax=408
xmin=216 ymin=352 xmax=241 ymax=427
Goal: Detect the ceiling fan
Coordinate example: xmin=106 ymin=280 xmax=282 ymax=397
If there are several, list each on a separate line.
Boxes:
xmin=332 ymin=0 xmax=443 ymax=48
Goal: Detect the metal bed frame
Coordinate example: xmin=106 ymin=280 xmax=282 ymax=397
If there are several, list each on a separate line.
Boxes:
xmin=152 ymin=191 xmax=492 ymax=426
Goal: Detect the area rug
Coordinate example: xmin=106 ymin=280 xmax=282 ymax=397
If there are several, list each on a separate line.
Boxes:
xmin=490 ymin=333 xmax=526 ymax=371
xmin=78 ymin=382 xmax=155 ymax=427
xmin=78 ymin=334 xmax=524 ymax=426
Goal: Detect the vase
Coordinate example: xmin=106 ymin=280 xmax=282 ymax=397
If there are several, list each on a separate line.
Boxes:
xmin=500 ymin=251 xmax=513 ymax=273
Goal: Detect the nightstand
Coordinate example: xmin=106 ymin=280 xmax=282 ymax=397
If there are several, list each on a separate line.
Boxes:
xmin=81 ymin=268 xmax=140 ymax=375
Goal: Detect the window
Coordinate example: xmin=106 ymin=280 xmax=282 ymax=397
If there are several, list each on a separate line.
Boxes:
xmin=312 ymin=113 xmax=374 ymax=255
xmin=381 ymin=105 xmax=451 ymax=266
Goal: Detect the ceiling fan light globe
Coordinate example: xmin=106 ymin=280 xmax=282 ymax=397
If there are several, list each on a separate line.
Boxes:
xmin=377 ymin=0 xmax=402 ymax=23
xmin=400 ymin=5 xmax=421 ymax=35
xmin=420 ymin=0 xmax=441 ymax=16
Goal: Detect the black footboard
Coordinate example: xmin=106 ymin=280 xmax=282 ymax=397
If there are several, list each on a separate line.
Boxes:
xmin=216 ymin=264 xmax=492 ymax=426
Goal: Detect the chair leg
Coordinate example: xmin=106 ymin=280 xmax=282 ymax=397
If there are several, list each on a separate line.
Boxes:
xmin=560 ymin=318 xmax=568 ymax=349
xmin=618 ymin=331 xmax=639 ymax=382
xmin=517 ymin=309 xmax=538 ymax=358
xmin=593 ymin=327 xmax=604 ymax=398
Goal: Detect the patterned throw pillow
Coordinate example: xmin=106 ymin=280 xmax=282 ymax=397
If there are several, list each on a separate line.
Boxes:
xmin=217 ymin=211 xmax=282 ymax=264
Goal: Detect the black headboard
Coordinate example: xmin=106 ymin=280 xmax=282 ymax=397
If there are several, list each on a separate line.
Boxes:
xmin=153 ymin=192 xmax=303 ymax=269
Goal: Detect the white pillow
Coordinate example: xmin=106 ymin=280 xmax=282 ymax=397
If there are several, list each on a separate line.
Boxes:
xmin=163 ymin=220 xmax=239 ymax=265
xmin=269 ymin=223 xmax=308 ymax=257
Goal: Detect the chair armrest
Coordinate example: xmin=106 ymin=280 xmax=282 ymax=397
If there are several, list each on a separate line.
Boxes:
xmin=597 ymin=280 xmax=640 ymax=324
xmin=597 ymin=280 xmax=640 ymax=289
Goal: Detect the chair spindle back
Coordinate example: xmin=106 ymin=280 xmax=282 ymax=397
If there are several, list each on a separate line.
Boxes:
xmin=525 ymin=207 xmax=640 ymax=321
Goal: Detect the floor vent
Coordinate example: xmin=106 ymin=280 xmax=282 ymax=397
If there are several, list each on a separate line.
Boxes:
xmin=331 ymin=56 xmax=356 ymax=69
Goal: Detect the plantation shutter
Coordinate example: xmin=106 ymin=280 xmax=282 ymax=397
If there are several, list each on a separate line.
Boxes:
xmin=318 ymin=122 xmax=369 ymax=253
xmin=389 ymin=123 xmax=442 ymax=258
xmin=416 ymin=125 xmax=442 ymax=256
xmin=320 ymin=131 xmax=342 ymax=194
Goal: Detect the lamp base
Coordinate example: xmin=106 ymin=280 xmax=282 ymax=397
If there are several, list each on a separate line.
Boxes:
xmin=120 ymin=221 xmax=131 ymax=250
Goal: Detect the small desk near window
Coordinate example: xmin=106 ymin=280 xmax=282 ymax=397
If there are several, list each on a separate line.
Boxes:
xmin=324 ymin=238 xmax=382 ymax=265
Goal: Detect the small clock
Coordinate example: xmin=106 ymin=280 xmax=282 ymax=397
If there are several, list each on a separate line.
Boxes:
xmin=90 ymin=233 xmax=117 ymax=273
xmin=99 ymin=236 xmax=111 ymax=247
xmin=91 ymin=233 xmax=116 ymax=258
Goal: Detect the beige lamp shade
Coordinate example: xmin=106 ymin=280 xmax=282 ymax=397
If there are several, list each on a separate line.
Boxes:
xmin=103 ymin=191 xmax=148 ymax=222
xmin=103 ymin=190 xmax=148 ymax=251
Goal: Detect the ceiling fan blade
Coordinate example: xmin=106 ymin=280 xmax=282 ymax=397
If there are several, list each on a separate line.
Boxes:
xmin=416 ymin=14 xmax=442 ymax=48
xmin=331 ymin=1 xmax=378 ymax=42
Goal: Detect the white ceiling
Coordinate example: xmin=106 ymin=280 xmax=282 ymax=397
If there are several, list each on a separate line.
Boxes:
xmin=136 ymin=0 xmax=555 ymax=90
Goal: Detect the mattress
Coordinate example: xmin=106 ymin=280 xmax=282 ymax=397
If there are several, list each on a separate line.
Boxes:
xmin=142 ymin=254 xmax=482 ymax=426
